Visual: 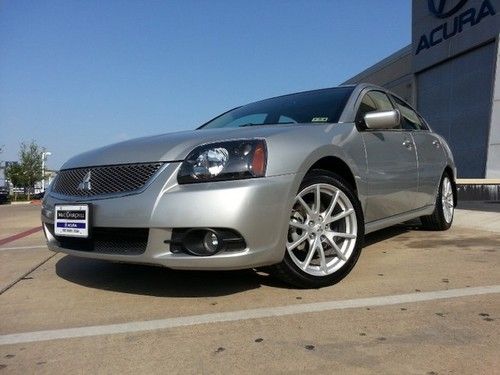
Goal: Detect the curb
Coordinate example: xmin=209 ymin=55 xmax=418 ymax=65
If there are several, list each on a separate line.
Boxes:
xmin=457 ymin=183 xmax=499 ymax=202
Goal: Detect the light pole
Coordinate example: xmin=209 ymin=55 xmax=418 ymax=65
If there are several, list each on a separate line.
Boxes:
xmin=0 ymin=145 xmax=4 ymax=187
xmin=41 ymin=151 xmax=52 ymax=192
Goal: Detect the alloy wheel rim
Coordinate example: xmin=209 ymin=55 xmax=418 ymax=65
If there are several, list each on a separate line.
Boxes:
xmin=441 ymin=177 xmax=454 ymax=223
xmin=287 ymin=183 xmax=357 ymax=277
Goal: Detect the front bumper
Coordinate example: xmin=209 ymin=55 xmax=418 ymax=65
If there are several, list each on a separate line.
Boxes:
xmin=42 ymin=163 xmax=297 ymax=270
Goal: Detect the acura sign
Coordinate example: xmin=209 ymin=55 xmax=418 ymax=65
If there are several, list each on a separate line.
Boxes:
xmin=416 ymin=0 xmax=496 ymax=54
xmin=427 ymin=0 xmax=468 ymax=18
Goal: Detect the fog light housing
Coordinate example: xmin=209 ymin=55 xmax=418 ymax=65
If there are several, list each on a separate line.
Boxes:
xmin=169 ymin=228 xmax=247 ymax=256
xmin=182 ymin=229 xmax=223 ymax=256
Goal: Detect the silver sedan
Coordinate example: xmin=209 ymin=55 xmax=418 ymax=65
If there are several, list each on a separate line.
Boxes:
xmin=41 ymin=83 xmax=456 ymax=288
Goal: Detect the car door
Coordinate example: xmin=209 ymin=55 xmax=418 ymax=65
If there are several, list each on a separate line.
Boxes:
xmin=357 ymin=91 xmax=418 ymax=223
xmin=391 ymin=96 xmax=446 ymax=208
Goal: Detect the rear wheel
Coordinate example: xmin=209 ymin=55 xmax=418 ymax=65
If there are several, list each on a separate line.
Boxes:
xmin=271 ymin=170 xmax=364 ymax=288
xmin=420 ymin=174 xmax=454 ymax=231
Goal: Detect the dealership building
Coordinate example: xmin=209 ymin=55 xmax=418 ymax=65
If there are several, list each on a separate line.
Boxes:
xmin=344 ymin=0 xmax=500 ymax=179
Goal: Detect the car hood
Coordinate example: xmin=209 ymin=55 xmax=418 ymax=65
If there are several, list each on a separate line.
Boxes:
xmin=61 ymin=125 xmax=313 ymax=169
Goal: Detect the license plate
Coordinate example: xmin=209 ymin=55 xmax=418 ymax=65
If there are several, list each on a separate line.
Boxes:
xmin=54 ymin=204 xmax=91 ymax=238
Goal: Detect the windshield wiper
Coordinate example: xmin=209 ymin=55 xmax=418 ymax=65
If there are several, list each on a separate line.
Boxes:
xmin=239 ymin=122 xmax=295 ymax=128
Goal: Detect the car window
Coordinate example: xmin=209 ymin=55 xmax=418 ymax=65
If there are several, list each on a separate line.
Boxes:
xmin=199 ymin=87 xmax=354 ymax=129
xmin=221 ymin=113 xmax=268 ymax=127
xmin=416 ymin=113 xmax=429 ymax=130
xmin=355 ymin=94 xmax=377 ymax=122
xmin=278 ymin=115 xmax=297 ymax=124
xmin=370 ymin=91 xmax=394 ymax=111
xmin=392 ymin=96 xmax=424 ymax=131
xmin=355 ymin=91 xmax=394 ymax=124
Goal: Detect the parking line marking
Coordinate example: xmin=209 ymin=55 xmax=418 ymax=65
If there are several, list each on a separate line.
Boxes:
xmin=0 ymin=226 xmax=42 ymax=246
xmin=0 ymin=285 xmax=499 ymax=346
xmin=0 ymin=245 xmax=47 ymax=252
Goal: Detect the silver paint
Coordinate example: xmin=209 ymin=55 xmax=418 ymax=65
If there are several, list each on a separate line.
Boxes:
xmin=41 ymin=84 xmax=456 ymax=270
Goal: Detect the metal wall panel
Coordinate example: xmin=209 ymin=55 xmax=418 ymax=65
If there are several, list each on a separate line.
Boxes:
xmin=416 ymin=42 xmax=495 ymax=178
xmin=342 ymin=46 xmax=414 ymax=103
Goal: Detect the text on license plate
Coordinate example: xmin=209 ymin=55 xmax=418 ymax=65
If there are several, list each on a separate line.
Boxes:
xmin=54 ymin=204 xmax=90 ymax=238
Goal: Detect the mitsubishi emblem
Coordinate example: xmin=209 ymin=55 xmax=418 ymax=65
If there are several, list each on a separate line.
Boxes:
xmin=78 ymin=171 xmax=92 ymax=192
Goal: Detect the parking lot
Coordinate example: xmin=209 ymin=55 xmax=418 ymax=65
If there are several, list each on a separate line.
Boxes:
xmin=0 ymin=203 xmax=499 ymax=374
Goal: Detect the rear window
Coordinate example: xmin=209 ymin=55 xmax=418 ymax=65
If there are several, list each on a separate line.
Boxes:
xmin=200 ymin=87 xmax=354 ymax=129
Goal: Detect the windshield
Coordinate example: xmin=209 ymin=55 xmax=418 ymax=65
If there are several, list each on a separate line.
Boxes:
xmin=199 ymin=87 xmax=354 ymax=129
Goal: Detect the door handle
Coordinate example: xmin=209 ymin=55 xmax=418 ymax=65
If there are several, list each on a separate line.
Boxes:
xmin=402 ymin=139 xmax=413 ymax=149
xmin=432 ymin=140 xmax=441 ymax=148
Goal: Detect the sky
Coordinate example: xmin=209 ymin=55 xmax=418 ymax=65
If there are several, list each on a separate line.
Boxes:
xmin=0 ymin=0 xmax=411 ymax=170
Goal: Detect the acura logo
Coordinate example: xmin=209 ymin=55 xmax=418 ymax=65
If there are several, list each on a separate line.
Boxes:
xmin=77 ymin=171 xmax=92 ymax=192
xmin=417 ymin=0 xmax=496 ymax=54
xmin=428 ymin=0 xmax=468 ymax=18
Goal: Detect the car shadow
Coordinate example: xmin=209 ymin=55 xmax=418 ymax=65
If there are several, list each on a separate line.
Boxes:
xmin=55 ymin=255 xmax=290 ymax=297
xmin=55 ymin=225 xmax=415 ymax=297
xmin=363 ymin=225 xmax=412 ymax=247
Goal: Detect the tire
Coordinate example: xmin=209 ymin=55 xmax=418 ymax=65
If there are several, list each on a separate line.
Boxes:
xmin=271 ymin=169 xmax=364 ymax=288
xmin=420 ymin=173 xmax=454 ymax=231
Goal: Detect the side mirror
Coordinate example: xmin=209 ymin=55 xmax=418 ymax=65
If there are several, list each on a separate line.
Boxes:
xmin=364 ymin=110 xmax=400 ymax=130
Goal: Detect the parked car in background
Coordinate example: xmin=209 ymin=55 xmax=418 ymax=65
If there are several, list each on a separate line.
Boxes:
xmin=32 ymin=191 xmax=45 ymax=200
xmin=0 ymin=187 xmax=10 ymax=204
xmin=41 ymin=84 xmax=456 ymax=288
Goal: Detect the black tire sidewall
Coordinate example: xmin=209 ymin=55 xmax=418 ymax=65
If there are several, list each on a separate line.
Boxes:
xmin=421 ymin=172 xmax=454 ymax=231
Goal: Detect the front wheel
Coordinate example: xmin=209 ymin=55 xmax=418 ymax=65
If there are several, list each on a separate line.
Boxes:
xmin=420 ymin=173 xmax=455 ymax=231
xmin=271 ymin=170 xmax=364 ymax=288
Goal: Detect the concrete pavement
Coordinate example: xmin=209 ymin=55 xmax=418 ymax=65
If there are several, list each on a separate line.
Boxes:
xmin=0 ymin=203 xmax=498 ymax=374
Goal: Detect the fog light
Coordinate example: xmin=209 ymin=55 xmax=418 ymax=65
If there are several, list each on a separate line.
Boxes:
xmin=203 ymin=231 xmax=220 ymax=253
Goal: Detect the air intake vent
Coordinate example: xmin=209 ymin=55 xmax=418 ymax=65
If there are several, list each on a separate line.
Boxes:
xmin=46 ymin=225 xmax=149 ymax=255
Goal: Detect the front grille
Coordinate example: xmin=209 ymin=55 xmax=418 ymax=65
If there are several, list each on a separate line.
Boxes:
xmin=52 ymin=162 xmax=164 ymax=197
xmin=47 ymin=225 xmax=148 ymax=255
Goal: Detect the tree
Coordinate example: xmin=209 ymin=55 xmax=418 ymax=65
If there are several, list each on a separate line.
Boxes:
xmin=19 ymin=141 xmax=44 ymax=200
xmin=6 ymin=141 xmax=44 ymax=200
xmin=5 ymin=162 xmax=26 ymax=200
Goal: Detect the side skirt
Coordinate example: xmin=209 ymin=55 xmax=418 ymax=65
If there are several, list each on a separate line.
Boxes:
xmin=365 ymin=205 xmax=435 ymax=234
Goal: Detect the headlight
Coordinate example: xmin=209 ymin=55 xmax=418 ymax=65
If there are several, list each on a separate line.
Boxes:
xmin=178 ymin=139 xmax=267 ymax=184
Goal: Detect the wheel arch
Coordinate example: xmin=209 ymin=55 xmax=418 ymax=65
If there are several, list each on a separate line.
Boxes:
xmin=307 ymin=156 xmax=357 ymax=193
